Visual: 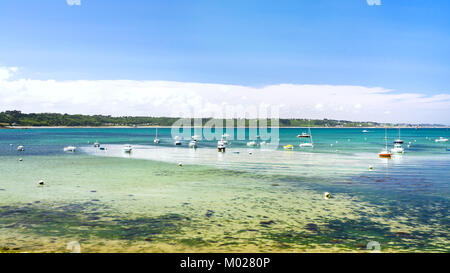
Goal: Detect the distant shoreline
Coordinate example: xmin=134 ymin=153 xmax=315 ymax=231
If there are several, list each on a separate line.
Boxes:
xmin=3 ymin=126 xmax=449 ymax=129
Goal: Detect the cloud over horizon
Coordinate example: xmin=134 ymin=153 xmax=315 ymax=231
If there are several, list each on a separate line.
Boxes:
xmin=66 ymin=0 xmax=81 ymax=6
xmin=1 ymin=67 xmax=449 ymax=124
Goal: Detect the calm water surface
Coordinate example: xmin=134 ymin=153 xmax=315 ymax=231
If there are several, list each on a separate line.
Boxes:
xmin=0 ymin=128 xmax=449 ymax=252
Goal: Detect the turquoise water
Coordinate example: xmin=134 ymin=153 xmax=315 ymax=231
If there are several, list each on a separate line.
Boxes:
xmin=0 ymin=128 xmax=449 ymax=252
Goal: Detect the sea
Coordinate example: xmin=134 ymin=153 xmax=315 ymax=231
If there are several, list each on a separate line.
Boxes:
xmin=0 ymin=127 xmax=449 ymax=252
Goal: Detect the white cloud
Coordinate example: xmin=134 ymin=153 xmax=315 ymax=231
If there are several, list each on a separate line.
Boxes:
xmin=66 ymin=0 xmax=81 ymax=6
xmin=0 ymin=66 xmax=449 ymax=124
xmin=366 ymin=0 xmax=381 ymax=6
xmin=0 ymin=66 xmax=18 ymax=81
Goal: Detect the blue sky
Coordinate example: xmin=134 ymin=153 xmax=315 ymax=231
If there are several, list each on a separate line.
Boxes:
xmin=0 ymin=0 xmax=449 ymax=123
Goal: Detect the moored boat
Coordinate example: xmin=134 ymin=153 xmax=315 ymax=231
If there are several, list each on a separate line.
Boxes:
xmin=391 ymin=143 xmax=404 ymax=154
xmin=189 ymin=140 xmax=198 ymax=148
xmin=64 ymin=146 xmax=77 ymax=152
xmin=379 ymin=128 xmax=391 ymax=158
xmin=217 ymin=140 xmax=226 ymax=152
xmin=154 ymin=128 xmax=160 ymax=144
xmin=246 ymin=141 xmax=257 ymax=147
xmin=435 ymin=137 xmax=449 ymax=143
xmin=283 ymin=144 xmax=294 ymax=150
xmin=123 ymin=145 xmax=132 ymax=153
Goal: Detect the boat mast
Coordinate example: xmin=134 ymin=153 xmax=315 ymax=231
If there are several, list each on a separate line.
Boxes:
xmin=385 ymin=128 xmax=388 ymax=150
xmin=309 ymin=119 xmax=313 ymax=144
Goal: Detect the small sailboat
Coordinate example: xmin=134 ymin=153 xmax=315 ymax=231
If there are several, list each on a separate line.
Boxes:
xmin=189 ymin=140 xmax=198 ymax=148
xmin=283 ymin=144 xmax=294 ymax=150
xmin=17 ymin=145 xmax=24 ymax=151
xmin=378 ymin=128 xmax=392 ymax=158
xmin=217 ymin=140 xmax=226 ymax=152
xmin=64 ymin=146 xmax=76 ymax=152
xmin=435 ymin=137 xmax=449 ymax=143
xmin=394 ymin=127 xmax=404 ymax=144
xmin=123 ymin=144 xmax=132 ymax=153
xmin=299 ymin=123 xmax=314 ymax=148
xmin=154 ymin=128 xmax=160 ymax=144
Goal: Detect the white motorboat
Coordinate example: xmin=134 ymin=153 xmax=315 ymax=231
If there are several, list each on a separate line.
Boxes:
xmin=362 ymin=130 xmax=369 ymax=133
xmin=299 ymin=143 xmax=314 ymax=148
xmin=93 ymin=141 xmax=100 ymax=148
xmin=283 ymin=144 xmax=294 ymax=150
xmin=64 ymin=146 xmax=76 ymax=152
xmin=435 ymin=137 xmax=449 ymax=143
xmin=123 ymin=145 xmax=132 ymax=153
xmin=189 ymin=140 xmax=198 ymax=148
xmin=391 ymin=143 xmax=404 ymax=154
xmin=17 ymin=145 xmax=24 ymax=151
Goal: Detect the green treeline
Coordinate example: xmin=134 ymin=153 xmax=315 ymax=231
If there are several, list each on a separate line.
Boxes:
xmin=0 ymin=110 xmax=430 ymax=127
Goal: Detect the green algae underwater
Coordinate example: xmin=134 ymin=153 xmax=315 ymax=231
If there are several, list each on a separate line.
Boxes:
xmin=0 ymin=128 xmax=449 ymax=252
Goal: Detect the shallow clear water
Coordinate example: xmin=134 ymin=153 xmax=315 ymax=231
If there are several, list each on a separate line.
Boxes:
xmin=0 ymin=128 xmax=449 ymax=252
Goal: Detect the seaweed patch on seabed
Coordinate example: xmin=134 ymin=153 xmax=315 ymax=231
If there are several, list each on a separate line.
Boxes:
xmin=262 ymin=217 xmax=449 ymax=252
xmin=0 ymin=202 xmax=194 ymax=252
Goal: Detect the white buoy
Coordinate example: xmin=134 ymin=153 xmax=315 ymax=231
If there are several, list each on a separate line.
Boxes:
xmin=323 ymin=192 xmax=332 ymax=200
